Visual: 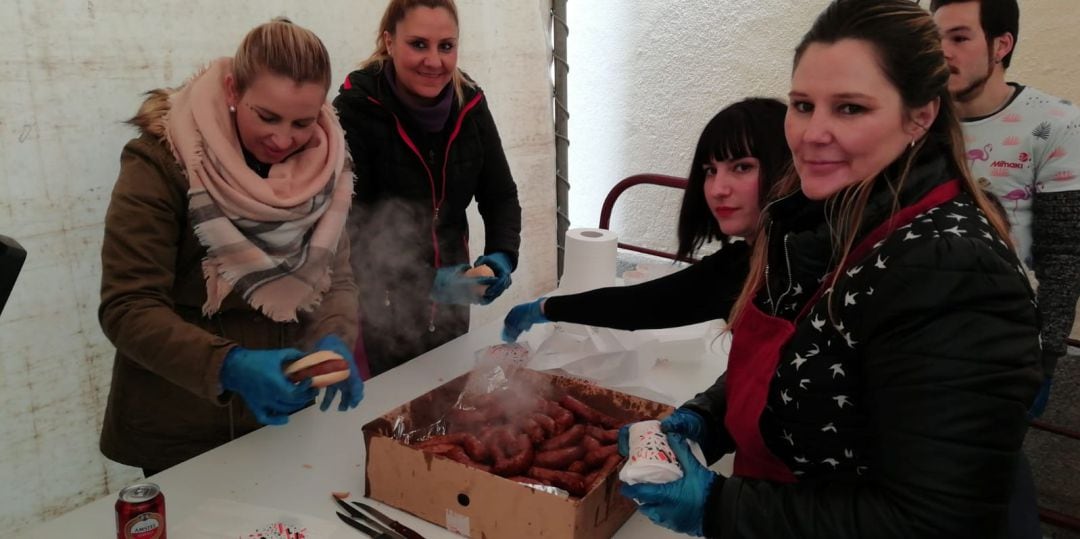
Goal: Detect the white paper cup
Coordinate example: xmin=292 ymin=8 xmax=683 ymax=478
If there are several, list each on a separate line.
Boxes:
xmin=618 ymin=420 xmax=683 ymax=485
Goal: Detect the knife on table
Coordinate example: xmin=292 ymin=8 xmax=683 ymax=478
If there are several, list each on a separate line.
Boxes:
xmin=334 ymin=497 xmax=404 ymax=539
xmin=351 ymin=501 xmax=427 ymax=539
xmin=336 ymin=512 xmax=395 ymax=539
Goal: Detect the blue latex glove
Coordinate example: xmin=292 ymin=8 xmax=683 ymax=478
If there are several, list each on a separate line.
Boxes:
xmin=1028 ymin=376 xmax=1052 ymax=419
xmin=220 ymin=346 xmax=318 ymax=426
xmin=431 ymin=264 xmax=489 ymax=305
xmin=501 ymin=298 xmax=548 ymax=342
xmin=620 ymin=433 xmax=717 ymax=537
xmin=660 ymin=408 xmax=707 ymax=443
xmin=474 ymin=252 xmax=513 ymax=304
xmin=618 ymin=424 xmax=631 ymax=456
xmin=312 ymin=334 xmax=364 ymax=412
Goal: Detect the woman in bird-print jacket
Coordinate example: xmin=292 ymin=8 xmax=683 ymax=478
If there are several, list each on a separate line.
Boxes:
xmin=617 ymin=2 xmax=1042 ymax=538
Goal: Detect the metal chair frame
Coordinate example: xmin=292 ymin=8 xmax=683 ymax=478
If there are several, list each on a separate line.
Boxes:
xmin=597 ymin=174 xmax=691 ymax=262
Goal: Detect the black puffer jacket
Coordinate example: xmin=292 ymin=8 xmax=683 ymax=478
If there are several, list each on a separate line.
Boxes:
xmin=683 ymin=148 xmax=1042 ymax=538
xmin=334 ymin=66 xmax=521 ymax=375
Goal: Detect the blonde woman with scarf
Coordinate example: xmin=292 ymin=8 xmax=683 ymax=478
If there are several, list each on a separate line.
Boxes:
xmin=98 ymin=19 xmax=362 ymax=476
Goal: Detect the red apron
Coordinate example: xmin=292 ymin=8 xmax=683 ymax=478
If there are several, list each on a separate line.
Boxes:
xmin=724 ymin=180 xmax=962 ymax=482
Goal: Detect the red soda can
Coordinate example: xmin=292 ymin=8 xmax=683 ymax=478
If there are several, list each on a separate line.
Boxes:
xmin=115 ymin=482 xmax=166 ymax=539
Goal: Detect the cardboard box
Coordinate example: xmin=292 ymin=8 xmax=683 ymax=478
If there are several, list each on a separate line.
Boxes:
xmin=362 ymin=369 xmax=672 ymax=539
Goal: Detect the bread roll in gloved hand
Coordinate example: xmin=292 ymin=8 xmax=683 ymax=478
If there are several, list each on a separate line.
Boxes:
xmin=465 ymin=264 xmax=496 ymax=298
xmin=283 ymin=351 xmax=350 ymax=388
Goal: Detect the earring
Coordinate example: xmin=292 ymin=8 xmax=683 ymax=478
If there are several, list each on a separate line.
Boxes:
xmin=910 ymin=137 xmax=916 ymax=149
xmin=228 ymin=105 xmax=236 ymax=113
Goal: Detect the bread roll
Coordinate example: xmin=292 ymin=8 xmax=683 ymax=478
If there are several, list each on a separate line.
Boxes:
xmin=465 ymin=264 xmax=495 ymax=298
xmin=283 ymin=350 xmax=350 ymax=388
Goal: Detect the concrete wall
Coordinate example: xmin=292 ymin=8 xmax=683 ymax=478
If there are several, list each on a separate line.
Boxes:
xmin=0 ymin=1 xmax=555 ymax=533
xmin=568 ymin=0 xmax=1080 ymax=251
xmin=3 ymin=0 xmax=1077 ymax=533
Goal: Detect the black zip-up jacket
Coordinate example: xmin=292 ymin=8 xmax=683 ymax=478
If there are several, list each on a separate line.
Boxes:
xmin=334 ymin=66 xmax=521 ymax=375
xmin=682 ymin=146 xmax=1042 ymax=538
xmin=542 ymin=242 xmax=750 ymax=330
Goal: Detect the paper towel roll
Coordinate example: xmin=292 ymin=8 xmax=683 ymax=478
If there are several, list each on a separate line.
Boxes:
xmin=559 ymin=228 xmax=618 ymax=295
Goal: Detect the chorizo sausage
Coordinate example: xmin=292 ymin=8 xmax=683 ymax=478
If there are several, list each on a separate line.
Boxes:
xmin=538 ymin=424 xmax=585 ymax=452
xmin=492 ymin=434 xmax=534 ymax=477
xmin=527 ymin=467 xmax=587 ymax=497
xmin=441 ymin=446 xmax=492 ymax=473
xmin=567 ymin=460 xmax=588 ymax=474
xmin=415 ymin=433 xmax=465 ymax=449
xmin=534 ymin=445 xmax=586 ymax=470
xmin=283 ymin=352 xmax=349 ymax=388
xmin=585 ymin=425 xmax=620 ymax=444
xmin=585 ymin=453 xmax=624 ymax=492
xmin=489 ymin=427 xmax=518 ymax=461
xmin=584 ymin=444 xmax=619 ymax=468
xmin=559 ymin=395 xmax=621 ymax=429
xmin=542 ymin=400 xmax=575 ymax=432
xmin=582 ymin=435 xmax=601 ymax=452
xmin=477 ymin=427 xmax=503 ymax=460
xmin=518 ymin=417 xmax=545 ymax=445
xmin=529 ymin=413 xmax=558 ymax=437
xmin=460 ymin=433 xmax=491 ymax=463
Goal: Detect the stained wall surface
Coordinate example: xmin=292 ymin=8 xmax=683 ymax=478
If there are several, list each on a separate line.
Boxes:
xmin=0 ymin=1 xmax=555 ymax=533
xmin=568 ymin=0 xmax=1080 ymax=252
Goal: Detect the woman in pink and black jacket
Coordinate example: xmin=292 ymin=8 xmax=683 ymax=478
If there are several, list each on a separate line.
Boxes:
xmin=334 ymin=0 xmax=521 ymax=376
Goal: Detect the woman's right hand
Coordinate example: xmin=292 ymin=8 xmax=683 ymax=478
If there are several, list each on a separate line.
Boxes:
xmin=501 ymin=298 xmax=549 ymax=342
xmin=219 ymin=346 xmax=318 ymax=425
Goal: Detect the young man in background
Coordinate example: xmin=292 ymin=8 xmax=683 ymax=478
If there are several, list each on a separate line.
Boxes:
xmin=933 ymin=1 xmax=1080 ymax=536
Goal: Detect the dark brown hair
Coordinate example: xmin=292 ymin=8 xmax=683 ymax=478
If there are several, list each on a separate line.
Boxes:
xmin=676 ymin=98 xmax=790 ymax=261
xmin=929 ymin=0 xmax=1020 ymax=68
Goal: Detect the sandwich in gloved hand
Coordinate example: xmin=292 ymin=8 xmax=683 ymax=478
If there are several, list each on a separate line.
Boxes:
xmin=283 ymin=351 xmax=350 ymax=388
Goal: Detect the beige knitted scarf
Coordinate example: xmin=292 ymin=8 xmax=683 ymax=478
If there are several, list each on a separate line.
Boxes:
xmin=166 ymin=58 xmax=352 ymax=322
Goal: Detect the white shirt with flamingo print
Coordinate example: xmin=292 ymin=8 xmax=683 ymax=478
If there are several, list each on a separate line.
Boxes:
xmin=962 ymin=83 xmax=1080 ymax=268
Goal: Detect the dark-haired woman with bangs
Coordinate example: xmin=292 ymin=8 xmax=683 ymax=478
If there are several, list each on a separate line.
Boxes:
xmin=501 ymin=97 xmax=790 ymax=341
